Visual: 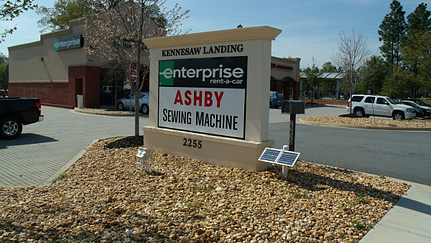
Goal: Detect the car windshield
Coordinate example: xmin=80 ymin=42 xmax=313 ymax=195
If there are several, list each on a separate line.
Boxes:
xmin=414 ymin=99 xmax=426 ymax=105
xmin=128 ymin=93 xmax=147 ymax=99
xmin=404 ymin=101 xmax=420 ymax=108
xmin=387 ymin=98 xmax=397 ymax=104
xmin=275 ymin=93 xmax=284 ymax=99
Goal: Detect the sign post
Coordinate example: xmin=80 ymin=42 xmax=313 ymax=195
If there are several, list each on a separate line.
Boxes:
xmin=130 ymin=69 xmax=137 ymax=82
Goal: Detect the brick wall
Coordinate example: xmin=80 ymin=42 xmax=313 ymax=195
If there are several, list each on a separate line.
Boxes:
xmin=8 ymin=66 xmax=100 ymax=108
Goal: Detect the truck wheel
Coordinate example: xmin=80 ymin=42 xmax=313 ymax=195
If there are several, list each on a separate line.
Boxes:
xmin=0 ymin=116 xmax=23 ymax=139
xmin=141 ymin=104 xmax=149 ymax=114
xmin=118 ymin=102 xmax=125 ymax=111
xmin=393 ymin=111 xmax=404 ymax=120
xmin=354 ymin=108 xmax=365 ymax=118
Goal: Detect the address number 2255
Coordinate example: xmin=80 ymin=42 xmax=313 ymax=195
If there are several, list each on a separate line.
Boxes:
xmin=183 ymin=138 xmax=202 ymax=149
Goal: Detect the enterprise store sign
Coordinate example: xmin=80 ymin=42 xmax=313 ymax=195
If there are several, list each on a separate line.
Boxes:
xmin=158 ymin=56 xmax=247 ymax=139
xmin=53 ymin=35 xmax=83 ymax=51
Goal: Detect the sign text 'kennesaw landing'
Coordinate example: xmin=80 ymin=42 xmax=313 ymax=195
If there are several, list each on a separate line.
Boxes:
xmin=161 ymin=44 xmax=243 ymax=57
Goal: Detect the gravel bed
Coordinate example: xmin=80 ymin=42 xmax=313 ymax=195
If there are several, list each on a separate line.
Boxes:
xmin=0 ymin=137 xmax=410 ymax=242
xmin=302 ymin=116 xmax=431 ymax=129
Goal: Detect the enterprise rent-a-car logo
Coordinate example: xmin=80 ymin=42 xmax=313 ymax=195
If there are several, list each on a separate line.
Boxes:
xmin=158 ymin=57 xmax=247 ymax=139
xmin=159 ymin=57 xmax=247 ymax=88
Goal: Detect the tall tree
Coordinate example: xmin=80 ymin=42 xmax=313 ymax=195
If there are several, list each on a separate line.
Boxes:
xmin=0 ymin=52 xmax=8 ymax=90
xmin=397 ymin=29 xmax=431 ymax=95
xmin=0 ymin=52 xmax=7 ymax=63
xmin=1 ymin=0 xmax=37 ymax=43
xmin=86 ymin=0 xmax=189 ymax=137
xmin=407 ymin=3 xmax=431 ymax=32
xmin=36 ymin=0 xmax=103 ymax=33
xmin=332 ymin=29 xmax=371 ymax=110
xmin=321 ymin=61 xmax=338 ymax=72
xmin=400 ymin=3 xmax=431 ymax=97
xmin=378 ymin=0 xmax=407 ymax=69
xmin=357 ymin=55 xmax=389 ymax=95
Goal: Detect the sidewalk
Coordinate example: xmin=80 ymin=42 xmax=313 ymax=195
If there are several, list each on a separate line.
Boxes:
xmin=360 ymin=183 xmax=431 ymax=243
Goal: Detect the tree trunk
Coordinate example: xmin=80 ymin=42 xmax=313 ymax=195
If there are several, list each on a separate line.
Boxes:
xmin=134 ymin=0 xmax=145 ymax=137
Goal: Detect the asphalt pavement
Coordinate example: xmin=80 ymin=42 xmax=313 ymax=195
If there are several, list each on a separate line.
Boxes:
xmin=1 ymin=104 xmax=430 ymax=243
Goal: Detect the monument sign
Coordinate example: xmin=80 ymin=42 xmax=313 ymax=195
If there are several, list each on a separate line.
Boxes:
xmin=143 ymin=26 xmax=281 ymax=171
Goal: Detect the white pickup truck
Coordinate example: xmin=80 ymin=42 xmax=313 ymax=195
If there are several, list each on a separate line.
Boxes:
xmin=347 ymin=95 xmax=416 ymax=120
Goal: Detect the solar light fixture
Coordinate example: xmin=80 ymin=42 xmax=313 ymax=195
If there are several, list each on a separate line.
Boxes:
xmin=136 ymin=147 xmax=151 ymax=173
xmin=258 ymin=145 xmax=300 ymax=178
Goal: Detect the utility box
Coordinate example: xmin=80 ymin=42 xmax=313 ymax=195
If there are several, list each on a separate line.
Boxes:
xmin=77 ymin=95 xmax=83 ymax=108
xmin=282 ymin=100 xmax=305 ymax=114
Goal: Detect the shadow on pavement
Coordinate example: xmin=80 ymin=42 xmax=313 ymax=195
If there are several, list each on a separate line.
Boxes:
xmin=396 ymin=195 xmax=431 ymax=216
xmin=0 ymin=133 xmax=58 ymax=149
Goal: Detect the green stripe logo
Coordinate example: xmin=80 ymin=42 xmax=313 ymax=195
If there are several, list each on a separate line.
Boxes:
xmin=159 ymin=61 xmax=174 ymax=86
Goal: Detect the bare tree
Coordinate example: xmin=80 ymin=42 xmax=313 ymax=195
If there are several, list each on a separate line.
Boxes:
xmin=332 ymin=30 xmax=371 ymax=114
xmin=85 ymin=0 xmax=189 ymax=137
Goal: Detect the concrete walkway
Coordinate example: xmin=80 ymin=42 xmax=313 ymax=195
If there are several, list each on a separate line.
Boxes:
xmin=360 ymin=183 xmax=431 ymax=243
xmin=0 ymin=106 xmax=149 ymax=187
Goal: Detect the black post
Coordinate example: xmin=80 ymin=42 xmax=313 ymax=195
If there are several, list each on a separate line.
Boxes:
xmin=289 ymin=114 xmax=296 ymax=151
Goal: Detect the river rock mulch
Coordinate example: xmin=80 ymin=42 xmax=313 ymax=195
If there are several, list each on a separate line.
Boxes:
xmin=0 ymin=136 xmax=410 ymax=243
xmin=302 ymin=115 xmax=431 ymax=129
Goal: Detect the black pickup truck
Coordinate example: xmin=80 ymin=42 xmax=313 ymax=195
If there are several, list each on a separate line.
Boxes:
xmin=0 ymin=97 xmax=44 ymax=139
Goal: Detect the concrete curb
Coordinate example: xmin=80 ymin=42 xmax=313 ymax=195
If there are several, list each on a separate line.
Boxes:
xmin=299 ymin=118 xmax=431 ymax=131
xmin=73 ymin=108 xmax=135 ymax=116
xmin=41 ymin=139 xmax=99 ymax=186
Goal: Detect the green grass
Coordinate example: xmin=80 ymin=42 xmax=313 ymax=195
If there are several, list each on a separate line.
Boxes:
xmin=356 ymin=195 xmax=369 ymax=204
xmin=188 ymin=201 xmax=201 ymax=208
xmin=52 ymin=174 xmax=68 ymax=183
xmin=353 ymin=221 xmax=365 ymax=230
xmin=292 ymin=192 xmax=308 ymax=198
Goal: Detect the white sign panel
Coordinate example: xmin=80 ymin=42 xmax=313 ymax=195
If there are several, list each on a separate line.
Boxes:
xmin=158 ymin=57 xmax=247 ymax=139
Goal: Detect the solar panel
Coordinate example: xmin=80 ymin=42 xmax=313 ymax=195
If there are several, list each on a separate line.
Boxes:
xmin=258 ymin=147 xmax=300 ymax=167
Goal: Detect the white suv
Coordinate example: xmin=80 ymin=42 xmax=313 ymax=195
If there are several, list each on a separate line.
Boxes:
xmin=347 ymin=95 xmax=416 ymax=120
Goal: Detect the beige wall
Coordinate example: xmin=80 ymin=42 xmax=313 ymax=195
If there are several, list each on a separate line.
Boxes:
xmin=8 ymin=19 xmax=97 ymax=84
xmin=271 ymin=56 xmax=300 ymax=82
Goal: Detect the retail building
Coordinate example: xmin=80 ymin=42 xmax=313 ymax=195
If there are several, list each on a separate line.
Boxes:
xmin=8 ymin=20 xmax=300 ymax=108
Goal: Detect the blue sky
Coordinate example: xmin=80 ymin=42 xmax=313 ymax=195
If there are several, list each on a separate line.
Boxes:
xmin=0 ymin=0 xmax=427 ymax=68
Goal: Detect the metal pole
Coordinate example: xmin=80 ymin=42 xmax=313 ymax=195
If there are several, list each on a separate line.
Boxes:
xmin=282 ymin=166 xmax=288 ymax=178
xmin=289 ymin=114 xmax=296 ymax=151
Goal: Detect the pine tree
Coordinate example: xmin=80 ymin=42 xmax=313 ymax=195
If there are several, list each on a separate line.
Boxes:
xmin=407 ymin=3 xmax=431 ymax=33
xmin=400 ymin=3 xmax=431 ymax=97
xmin=378 ymin=0 xmax=407 ymax=68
